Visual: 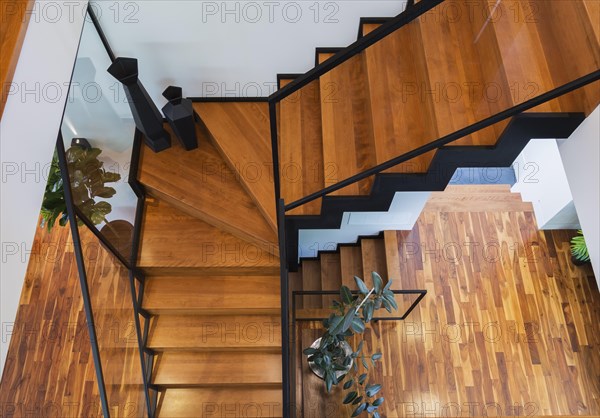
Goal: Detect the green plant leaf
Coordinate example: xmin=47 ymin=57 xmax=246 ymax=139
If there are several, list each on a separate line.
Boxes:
xmin=365 ymin=384 xmax=382 ymax=397
xmin=343 ymin=379 xmax=354 ymax=390
xmin=372 ymin=272 xmax=383 ymax=294
xmin=363 ymin=301 xmax=374 ymax=323
xmin=372 ymin=398 xmax=384 ymax=407
xmin=352 ymin=396 xmax=363 ymax=405
xmin=358 ymin=373 xmax=367 ymax=385
xmin=303 ymin=348 xmax=318 ymax=355
xmin=372 ymin=352 xmax=382 ymax=361
xmin=343 ymin=391 xmax=358 ymax=404
xmin=351 ymin=317 xmax=365 ymax=334
xmin=373 ymin=411 xmax=381 ymax=418
xmin=341 ymin=285 xmax=353 ymax=305
xmin=356 ymin=340 xmax=364 ymax=355
xmin=354 ymin=276 xmax=370 ymax=295
xmin=352 ymin=403 xmax=367 ymax=417
xmin=361 ymin=357 xmax=369 ymax=370
xmin=325 ymin=372 xmax=333 ymax=393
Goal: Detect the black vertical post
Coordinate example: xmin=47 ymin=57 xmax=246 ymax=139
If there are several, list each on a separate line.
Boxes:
xmin=56 ymin=136 xmax=111 ymax=418
xmin=277 ymin=199 xmax=290 ymax=417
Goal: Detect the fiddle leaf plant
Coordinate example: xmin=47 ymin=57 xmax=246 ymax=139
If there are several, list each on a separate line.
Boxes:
xmin=303 ymin=272 xmax=397 ymax=417
xmin=40 ymin=146 xmax=121 ymax=230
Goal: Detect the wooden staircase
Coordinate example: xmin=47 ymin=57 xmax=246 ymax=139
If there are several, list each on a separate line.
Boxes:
xmin=137 ymin=119 xmax=283 ymax=416
xmin=132 ymin=1 xmax=598 ymax=415
xmin=277 ymin=0 xmax=600 ymax=210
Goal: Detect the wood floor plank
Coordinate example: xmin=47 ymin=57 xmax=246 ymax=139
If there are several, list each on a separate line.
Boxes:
xmin=193 ymin=102 xmax=277 ymax=230
xmin=139 ymin=123 xmax=278 ymax=255
xmin=138 ymin=199 xmax=279 ymax=272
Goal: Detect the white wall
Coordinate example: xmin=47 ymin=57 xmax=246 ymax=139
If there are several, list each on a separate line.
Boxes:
xmin=0 ymin=0 xmax=89 ymax=377
xmin=511 ymin=138 xmax=578 ymax=229
xmin=93 ymin=0 xmax=407 ymax=104
xmin=558 ymin=106 xmax=600 ymax=282
xmin=299 ymin=192 xmax=430 ymax=258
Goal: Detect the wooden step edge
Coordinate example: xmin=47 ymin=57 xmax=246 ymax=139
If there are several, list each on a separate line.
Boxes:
xmin=141 ymin=266 xmax=280 ymax=277
xmin=143 ymin=186 xmax=279 ymax=257
xmin=277 ymin=73 xmax=302 ymax=90
xmin=357 ymin=17 xmax=390 ymax=39
xmin=315 ymin=47 xmax=344 ymax=66
xmin=156 ymin=388 xmax=283 ymax=418
xmin=153 ymin=382 xmax=282 ymax=389
xmin=147 ymin=344 xmax=282 ymax=353
xmin=144 ymin=307 xmax=281 ymax=316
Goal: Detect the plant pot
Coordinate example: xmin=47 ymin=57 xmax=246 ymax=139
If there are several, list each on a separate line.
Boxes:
xmin=307 ymin=337 xmax=353 ymax=380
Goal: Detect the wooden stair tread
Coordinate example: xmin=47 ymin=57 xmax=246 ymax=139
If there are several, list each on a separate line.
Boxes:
xmin=147 ymin=314 xmax=281 ymax=351
xmin=416 ymin=6 xmax=508 ymax=147
xmin=320 ymin=253 xmax=342 ymax=307
xmin=152 ymin=351 xmax=282 ymax=386
xmin=139 ymin=123 xmax=278 ymax=256
xmin=319 ymin=54 xmax=377 ymax=195
xmin=364 ymin=20 xmax=439 ymax=173
xmin=444 ymin=184 xmax=512 ymax=193
xmin=300 ymin=260 xmax=322 ymax=308
xmin=361 ymin=238 xmax=388 ymax=281
xmin=339 ymin=246 xmax=363 ymax=287
xmin=138 ymin=199 xmax=279 ymax=273
xmin=278 ymin=78 xmax=324 ymax=216
xmin=143 ymin=275 xmax=280 ymax=314
xmin=157 ymin=388 xmax=283 ymax=417
xmin=193 ymin=102 xmax=277 ymax=230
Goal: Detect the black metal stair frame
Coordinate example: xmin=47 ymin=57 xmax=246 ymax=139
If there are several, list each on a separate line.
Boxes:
xmin=282 ymin=112 xmax=586 ymax=271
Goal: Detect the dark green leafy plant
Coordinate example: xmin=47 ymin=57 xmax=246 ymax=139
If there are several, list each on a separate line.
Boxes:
xmin=570 ymin=230 xmax=590 ymax=262
xmin=303 ymin=272 xmax=397 ymax=417
xmin=40 ymin=146 xmax=121 ymax=230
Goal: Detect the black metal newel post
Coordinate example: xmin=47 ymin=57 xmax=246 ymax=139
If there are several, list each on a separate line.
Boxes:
xmin=107 ymin=57 xmax=171 ymax=153
xmin=162 ymin=85 xmax=198 ymax=151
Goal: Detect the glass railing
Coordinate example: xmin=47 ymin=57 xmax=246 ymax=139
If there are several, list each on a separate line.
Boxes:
xmin=60 ymin=11 xmax=138 ymax=263
xmin=53 ymin=7 xmax=152 ymax=418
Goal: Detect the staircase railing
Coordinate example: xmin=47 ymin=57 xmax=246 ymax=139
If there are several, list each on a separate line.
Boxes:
xmin=269 ymin=1 xmax=600 ymax=415
xmin=54 ymin=5 xmax=157 ymax=418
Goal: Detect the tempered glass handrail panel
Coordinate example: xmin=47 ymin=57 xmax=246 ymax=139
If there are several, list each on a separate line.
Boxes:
xmin=61 ymin=13 xmax=137 ymax=262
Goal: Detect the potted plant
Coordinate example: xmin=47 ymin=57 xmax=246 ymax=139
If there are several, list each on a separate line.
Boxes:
xmin=303 ymin=272 xmax=398 ymax=418
xmin=40 ymin=144 xmax=121 ymax=230
xmin=570 ymin=230 xmax=590 ymax=265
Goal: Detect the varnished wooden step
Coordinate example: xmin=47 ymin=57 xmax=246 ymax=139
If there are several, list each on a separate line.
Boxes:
xmin=152 ymin=351 xmax=282 ymax=387
xmin=416 ymin=4 xmax=507 ymax=147
xmin=339 ymin=245 xmax=363 ymax=287
xmin=364 ymin=19 xmax=439 ymax=173
xmin=278 ymin=78 xmax=324 ymax=216
xmin=424 ymin=191 xmax=533 ymax=212
xmin=319 ymin=253 xmax=341 ymax=307
xmin=193 ymin=102 xmax=277 ymax=230
xmin=138 ymin=199 xmax=279 ymax=274
xmin=143 ymin=275 xmax=280 ymax=315
xmin=139 ymin=123 xmax=278 ymax=256
xmin=319 ymin=53 xmax=376 ymax=195
xmin=147 ymin=314 xmax=281 ymax=352
xmin=300 ymin=259 xmax=322 ymax=308
xmin=361 ymin=238 xmax=388 ymax=281
xmin=156 ymin=388 xmax=283 ymax=417
xmin=481 ymin=0 xmax=600 ymax=115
